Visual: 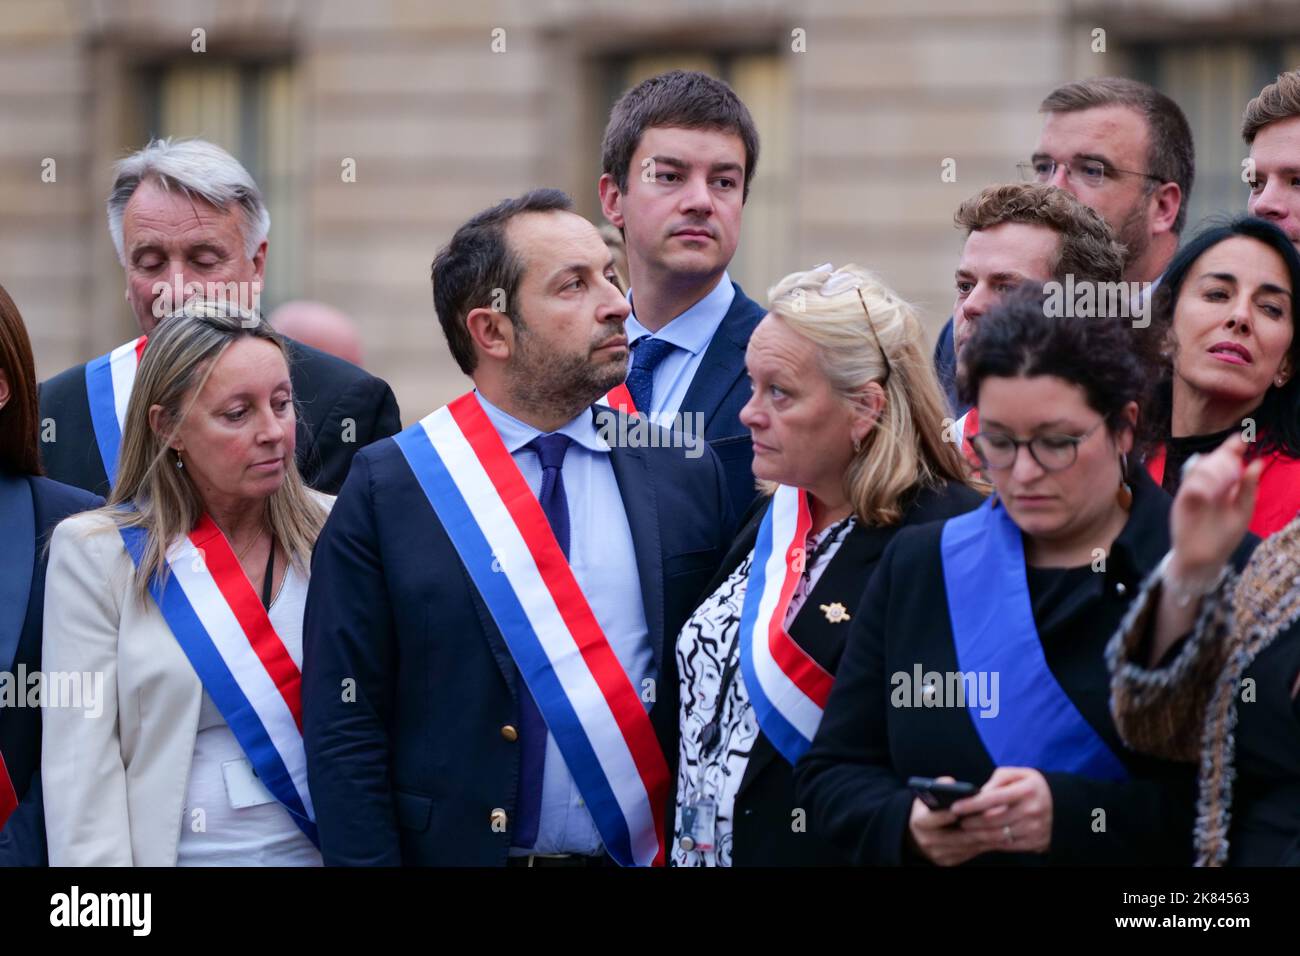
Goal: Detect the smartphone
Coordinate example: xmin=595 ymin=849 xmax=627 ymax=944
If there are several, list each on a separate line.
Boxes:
xmin=907 ymin=776 xmax=977 ymax=811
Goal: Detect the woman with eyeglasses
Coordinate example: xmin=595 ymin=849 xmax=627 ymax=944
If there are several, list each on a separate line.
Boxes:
xmin=1139 ymin=217 xmax=1300 ymax=537
xmin=796 ymin=286 xmax=1198 ymax=866
xmin=671 ymin=265 xmax=981 ymax=866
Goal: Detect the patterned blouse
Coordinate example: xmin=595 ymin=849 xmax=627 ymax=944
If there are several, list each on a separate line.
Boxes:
xmin=673 ymin=516 xmax=855 ymax=867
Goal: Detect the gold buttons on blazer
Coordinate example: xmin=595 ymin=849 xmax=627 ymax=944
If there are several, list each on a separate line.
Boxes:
xmin=501 ymin=724 xmax=519 ymax=742
xmin=490 ymin=808 xmax=509 ymax=829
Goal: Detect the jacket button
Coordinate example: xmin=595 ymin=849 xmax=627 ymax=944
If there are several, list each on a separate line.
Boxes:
xmin=501 ymin=725 xmax=518 ymax=742
xmin=490 ymin=808 xmax=509 ymax=829
xmin=1115 ymin=581 xmax=1128 ymax=596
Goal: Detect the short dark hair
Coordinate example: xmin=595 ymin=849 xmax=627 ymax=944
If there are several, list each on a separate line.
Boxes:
xmin=431 ymin=188 xmax=574 ymax=375
xmin=1041 ymin=77 xmax=1195 ymax=235
xmin=958 ymin=285 xmax=1148 ymax=445
xmin=1147 ymin=215 xmax=1300 ymax=460
xmin=0 ymin=283 xmax=42 ymax=475
xmin=601 ymin=70 xmax=760 ymax=202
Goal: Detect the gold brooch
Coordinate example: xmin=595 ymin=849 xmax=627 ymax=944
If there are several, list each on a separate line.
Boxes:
xmin=820 ymin=602 xmax=851 ymax=623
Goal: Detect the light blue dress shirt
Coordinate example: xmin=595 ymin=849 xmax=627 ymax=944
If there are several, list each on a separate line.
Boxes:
xmin=475 ymin=392 xmax=654 ymax=858
xmin=624 ymin=271 xmax=736 ymax=427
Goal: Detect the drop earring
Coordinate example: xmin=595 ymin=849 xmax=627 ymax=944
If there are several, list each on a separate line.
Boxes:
xmin=1116 ymin=452 xmax=1133 ymax=511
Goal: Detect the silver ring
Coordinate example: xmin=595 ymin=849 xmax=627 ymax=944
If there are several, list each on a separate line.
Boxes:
xmin=1003 ymin=824 xmax=1014 ymax=845
xmin=1180 ymin=452 xmax=1203 ymax=478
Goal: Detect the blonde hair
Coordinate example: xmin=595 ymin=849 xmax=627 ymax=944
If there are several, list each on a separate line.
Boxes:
xmin=763 ymin=264 xmax=975 ymax=526
xmin=97 ymin=300 xmax=326 ymax=604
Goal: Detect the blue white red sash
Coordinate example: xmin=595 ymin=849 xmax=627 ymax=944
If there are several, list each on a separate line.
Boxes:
xmin=392 ymin=392 xmax=668 ymax=867
xmin=737 ymin=485 xmax=834 ymax=765
xmin=85 ymin=336 xmax=148 ymax=487
xmin=600 ymin=384 xmax=637 ymax=415
xmin=118 ymin=516 xmax=318 ymax=843
xmin=940 ymin=498 xmax=1128 ymax=780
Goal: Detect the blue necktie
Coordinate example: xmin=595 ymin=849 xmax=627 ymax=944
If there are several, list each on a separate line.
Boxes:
xmin=625 ymin=337 xmax=676 ymax=415
xmin=513 ymin=433 xmax=572 ymax=848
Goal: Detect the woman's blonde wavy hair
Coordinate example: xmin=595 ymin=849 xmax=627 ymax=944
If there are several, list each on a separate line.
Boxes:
xmin=762 ymin=264 xmax=977 ymax=526
xmin=95 ymin=300 xmax=327 ymax=604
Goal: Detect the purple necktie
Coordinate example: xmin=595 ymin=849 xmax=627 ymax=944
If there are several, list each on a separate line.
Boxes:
xmin=513 ymin=433 xmax=572 ymax=848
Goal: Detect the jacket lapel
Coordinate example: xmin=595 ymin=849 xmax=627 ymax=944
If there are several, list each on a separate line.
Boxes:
xmin=679 ymin=283 xmax=763 ymax=436
xmin=0 ymin=474 xmax=36 ymax=676
xmin=606 ymin=438 xmax=667 ymax=676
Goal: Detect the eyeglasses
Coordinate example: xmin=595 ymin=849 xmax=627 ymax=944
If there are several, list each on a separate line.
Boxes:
xmin=854 ymin=287 xmax=892 ymax=386
xmin=969 ymin=418 xmax=1106 ymax=472
xmin=1017 ymin=158 xmax=1163 ymax=190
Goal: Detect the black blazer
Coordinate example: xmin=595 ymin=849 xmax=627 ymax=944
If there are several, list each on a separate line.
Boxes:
xmin=677 ymin=282 xmax=766 ymax=513
xmin=302 ymin=410 xmax=735 ymax=865
xmin=795 ymin=469 xmax=1199 ymax=866
xmin=37 ymin=337 xmax=401 ymax=496
xmin=0 ymin=473 xmax=102 ymax=867
xmin=690 ymin=481 xmax=984 ymax=867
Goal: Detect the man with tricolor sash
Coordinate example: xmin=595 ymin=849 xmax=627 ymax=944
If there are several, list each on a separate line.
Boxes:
xmin=303 ymin=190 xmax=734 ymax=866
xmin=37 ymin=138 xmax=400 ymax=499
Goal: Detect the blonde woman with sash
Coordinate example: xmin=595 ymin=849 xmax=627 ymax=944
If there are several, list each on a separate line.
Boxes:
xmin=42 ymin=301 xmax=330 ymax=865
xmin=673 ymin=265 xmax=981 ymax=866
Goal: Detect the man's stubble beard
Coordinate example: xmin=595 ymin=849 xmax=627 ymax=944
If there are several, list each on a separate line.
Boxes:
xmin=1116 ymin=197 xmax=1152 ymax=276
xmin=506 ymin=321 xmax=627 ymax=424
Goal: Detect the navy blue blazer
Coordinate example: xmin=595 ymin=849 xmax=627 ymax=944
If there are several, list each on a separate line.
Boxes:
xmin=302 ymin=410 xmax=735 ymax=865
xmin=0 ymin=472 xmax=102 ymax=867
xmin=931 ymin=316 xmax=968 ymax=418
xmin=38 ymin=337 xmax=401 ymax=497
xmin=678 ymin=282 xmax=766 ymax=513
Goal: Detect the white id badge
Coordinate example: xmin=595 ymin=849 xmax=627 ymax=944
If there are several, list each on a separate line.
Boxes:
xmin=221 ymin=758 xmax=276 ymax=810
xmin=679 ymin=795 xmax=717 ymax=852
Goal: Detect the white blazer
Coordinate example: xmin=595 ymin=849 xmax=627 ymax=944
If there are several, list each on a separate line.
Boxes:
xmin=41 ymin=496 xmax=332 ymax=866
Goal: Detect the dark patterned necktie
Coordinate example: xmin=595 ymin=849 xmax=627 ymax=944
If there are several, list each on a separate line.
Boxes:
xmin=625 ymin=337 xmax=676 ymax=415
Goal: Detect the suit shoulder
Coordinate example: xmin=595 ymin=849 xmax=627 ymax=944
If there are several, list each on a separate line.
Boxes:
xmin=28 ymin=475 xmax=103 ymax=520
xmin=729 ymin=283 xmax=767 ymax=329
xmin=285 ymin=337 xmax=388 ymax=391
xmin=38 ymin=361 xmax=89 ymax=403
xmin=50 ymin=507 xmax=121 ymax=547
xmin=880 ymin=516 xmax=948 ymax=570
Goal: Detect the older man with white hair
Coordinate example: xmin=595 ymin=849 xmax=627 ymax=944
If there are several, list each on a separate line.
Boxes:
xmin=39 ymin=138 xmax=401 ymax=497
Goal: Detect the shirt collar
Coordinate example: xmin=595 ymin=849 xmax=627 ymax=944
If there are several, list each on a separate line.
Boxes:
xmin=473 ymin=390 xmax=610 ymax=455
xmin=624 ymin=271 xmax=736 ymax=356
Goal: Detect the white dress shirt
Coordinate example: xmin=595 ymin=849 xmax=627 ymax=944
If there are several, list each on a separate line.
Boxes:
xmin=624 ymin=271 xmax=736 ymax=427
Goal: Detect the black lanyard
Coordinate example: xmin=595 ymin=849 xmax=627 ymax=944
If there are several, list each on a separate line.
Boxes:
xmin=261 ymin=539 xmax=276 ymax=611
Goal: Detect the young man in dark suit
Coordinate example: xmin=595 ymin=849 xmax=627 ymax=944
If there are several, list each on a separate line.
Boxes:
xmin=38 ymin=138 xmax=400 ymax=497
xmin=598 ymin=70 xmax=766 ymax=511
xmin=303 ymin=190 xmax=734 ymax=866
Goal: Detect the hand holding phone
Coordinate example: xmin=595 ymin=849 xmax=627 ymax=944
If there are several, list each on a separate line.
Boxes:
xmin=907 ymin=776 xmax=977 ymax=811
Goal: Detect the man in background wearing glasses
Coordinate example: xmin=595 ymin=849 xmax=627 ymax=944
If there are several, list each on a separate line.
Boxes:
xmin=934 ymin=77 xmax=1194 ymax=413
